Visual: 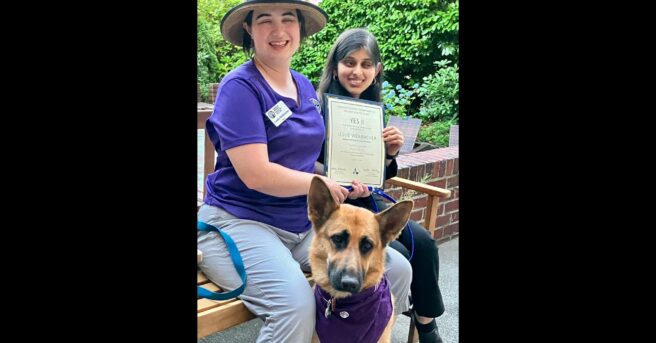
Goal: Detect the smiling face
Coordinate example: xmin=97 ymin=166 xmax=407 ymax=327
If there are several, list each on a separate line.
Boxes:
xmin=243 ymin=7 xmax=301 ymax=64
xmin=336 ymin=48 xmax=381 ymax=99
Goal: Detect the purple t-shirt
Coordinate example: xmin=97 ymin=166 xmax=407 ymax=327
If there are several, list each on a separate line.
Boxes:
xmin=203 ymin=60 xmax=325 ymax=233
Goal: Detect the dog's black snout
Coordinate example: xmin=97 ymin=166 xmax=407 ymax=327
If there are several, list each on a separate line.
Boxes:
xmin=339 ymin=274 xmax=361 ymax=293
xmin=329 ymin=264 xmax=364 ymax=293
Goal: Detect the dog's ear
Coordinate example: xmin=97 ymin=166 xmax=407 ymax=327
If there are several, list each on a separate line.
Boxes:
xmin=375 ymin=200 xmax=413 ymax=245
xmin=308 ymin=176 xmax=339 ymax=231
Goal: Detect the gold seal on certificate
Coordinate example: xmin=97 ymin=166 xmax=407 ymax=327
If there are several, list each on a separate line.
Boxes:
xmin=323 ymin=94 xmax=385 ymax=188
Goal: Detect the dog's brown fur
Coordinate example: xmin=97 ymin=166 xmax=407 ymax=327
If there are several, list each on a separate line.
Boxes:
xmin=308 ymin=177 xmax=413 ymax=343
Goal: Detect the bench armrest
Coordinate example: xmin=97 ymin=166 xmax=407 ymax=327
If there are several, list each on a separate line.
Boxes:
xmin=385 ymin=176 xmax=451 ymax=234
xmin=386 ymin=177 xmax=451 ymax=198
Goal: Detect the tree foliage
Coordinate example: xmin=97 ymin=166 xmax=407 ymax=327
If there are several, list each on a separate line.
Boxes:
xmin=293 ymin=0 xmax=459 ymax=86
xmin=197 ymin=0 xmax=459 ymax=146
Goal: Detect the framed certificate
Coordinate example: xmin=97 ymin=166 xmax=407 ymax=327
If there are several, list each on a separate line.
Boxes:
xmin=323 ymin=94 xmax=385 ymax=188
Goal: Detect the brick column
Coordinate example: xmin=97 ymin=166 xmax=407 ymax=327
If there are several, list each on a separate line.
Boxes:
xmin=384 ymin=147 xmax=459 ymax=242
xmin=209 ymin=83 xmax=220 ymax=104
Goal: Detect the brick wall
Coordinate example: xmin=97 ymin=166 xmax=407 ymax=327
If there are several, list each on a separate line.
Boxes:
xmin=208 ymin=83 xmax=220 ymax=104
xmin=384 ymin=147 xmax=459 ymax=243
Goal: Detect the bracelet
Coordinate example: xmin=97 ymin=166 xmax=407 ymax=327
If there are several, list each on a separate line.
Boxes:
xmin=385 ymin=151 xmax=399 ymax=159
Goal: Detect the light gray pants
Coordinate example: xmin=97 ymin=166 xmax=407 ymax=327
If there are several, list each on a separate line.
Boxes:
xmin=197 ymin=204 xmax=412 ymax=343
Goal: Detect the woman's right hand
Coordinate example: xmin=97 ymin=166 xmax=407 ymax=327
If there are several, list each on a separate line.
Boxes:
xmin=348 ymin=180 xmax=372 ymax=199
xmin=318 ymin=175 xmax=349 ymax=204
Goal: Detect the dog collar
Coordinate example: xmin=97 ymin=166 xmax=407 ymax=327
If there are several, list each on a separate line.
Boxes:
xmin=314 ymin=276 xmax=393 ymax=343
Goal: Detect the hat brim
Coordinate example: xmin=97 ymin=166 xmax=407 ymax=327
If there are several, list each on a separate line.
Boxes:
xmin=221 ymin=0 xmax=328 ymax=46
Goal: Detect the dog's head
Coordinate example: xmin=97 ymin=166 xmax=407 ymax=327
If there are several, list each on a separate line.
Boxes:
xmin=307 ymin=176 xmax=413 ymax=298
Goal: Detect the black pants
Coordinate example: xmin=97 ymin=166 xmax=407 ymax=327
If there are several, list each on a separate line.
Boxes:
xmin=376 ymin=197 xmax=445 ymax=318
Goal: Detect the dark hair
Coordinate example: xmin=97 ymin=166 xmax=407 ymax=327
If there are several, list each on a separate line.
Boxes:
xmin=317 ymin=28 xmax=384 ymax=103
xmin=242 ymin=9 xmax=307 ymax=56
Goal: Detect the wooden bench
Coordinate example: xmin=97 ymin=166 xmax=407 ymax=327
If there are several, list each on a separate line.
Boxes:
xmin=197 ymin=105 xmax=451 ymax=341
xmin=198 ymin=267 xmax=316 ymax=338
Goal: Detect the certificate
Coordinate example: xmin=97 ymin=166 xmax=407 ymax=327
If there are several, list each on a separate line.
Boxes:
xmin=323 ymin=94 xmax=385 ymax=188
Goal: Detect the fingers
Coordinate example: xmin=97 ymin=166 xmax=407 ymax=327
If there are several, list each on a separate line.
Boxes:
xmin=356 ymin=180 xmax=371 ymax=197
xmin=331 ymin=181 xmax=349 ymax=204
xmin=347 ymin=181 xmax=361 ymax=199
xmin=385 ymin=136 xmax=404 ymax=147
xmin=348 ymin=180 xmax=371 ymax=199
xmin=317 ymin=176 xmax=347 ymax=204
xmin=383 ymin=126 xmax=405 ymax=140
xmin=338 ymin=186 xmax=349 ymax=203
xmin=330 ymin=187 xmax=346 ymax=204
xmin=319 ymin=176 xmax=371 ymax=203
xmin=331 ymin=184 xmax=348 ymax=204
xmin=383 ymin=126 xmax=404 ymax=153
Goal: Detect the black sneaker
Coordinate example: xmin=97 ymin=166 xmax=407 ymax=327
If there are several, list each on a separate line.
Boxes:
xmin=413 ymin=311 xmax=443 ymax=343
xmin=417 ymin=325 xmax=443 ymax=343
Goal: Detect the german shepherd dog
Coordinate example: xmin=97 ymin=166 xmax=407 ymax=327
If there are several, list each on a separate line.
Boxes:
xmin=308 ymin=177 xmax=413 ymax=343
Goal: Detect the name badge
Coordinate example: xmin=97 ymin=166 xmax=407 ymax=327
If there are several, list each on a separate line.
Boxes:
xmin=265 ymin=101 xmax=293 ymax=127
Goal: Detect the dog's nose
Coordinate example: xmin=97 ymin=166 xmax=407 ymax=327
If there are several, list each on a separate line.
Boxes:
xmin=339 ymin=274 xmax=361 ymax=293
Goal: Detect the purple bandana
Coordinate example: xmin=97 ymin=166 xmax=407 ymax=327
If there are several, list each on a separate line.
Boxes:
xmin=314 ymin=276 xmax=393 ymax=343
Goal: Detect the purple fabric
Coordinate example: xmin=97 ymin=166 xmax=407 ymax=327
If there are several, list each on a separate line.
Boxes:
xmin=204 ymin=60 xmax=325 ymax=233
xmin=314 ymin=276 xmax=393 ymax=343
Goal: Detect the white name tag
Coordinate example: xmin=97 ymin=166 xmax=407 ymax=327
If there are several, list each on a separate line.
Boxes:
xmin=265 ymin=101 xmax=293 ymax=127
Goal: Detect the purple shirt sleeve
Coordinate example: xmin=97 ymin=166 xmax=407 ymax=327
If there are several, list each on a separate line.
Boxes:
xmin=209 ymin=78 xmax=267 ymax=152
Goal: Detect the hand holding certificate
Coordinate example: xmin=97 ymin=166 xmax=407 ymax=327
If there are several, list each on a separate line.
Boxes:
xmin=323 ymin=94 xmax=385 ymax=188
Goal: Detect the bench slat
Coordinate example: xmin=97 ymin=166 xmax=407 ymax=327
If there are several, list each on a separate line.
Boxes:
xmin=197 ymin=264 xmax=314 ymax=338
xmin=198 ymin=298 xmax=239 ymax=313
xmin=198 ymin=300 xmax=256 ymax=338
xmin=197 ymin=270 xmax=210 ymax=285
xmin=197 ymin=282 xmax=223 ymax=299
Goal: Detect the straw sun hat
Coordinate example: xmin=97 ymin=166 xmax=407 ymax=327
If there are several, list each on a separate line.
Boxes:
xmin=220 ymin=0 xmax=328 ymax=46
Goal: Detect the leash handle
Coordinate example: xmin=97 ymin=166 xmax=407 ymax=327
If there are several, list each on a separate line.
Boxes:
xmin=197 ymin=221 xmax=247 ymax=300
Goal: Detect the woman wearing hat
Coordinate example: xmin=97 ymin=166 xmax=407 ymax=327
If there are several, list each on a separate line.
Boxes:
xmin=197 ymin=1 xmax=413 ymax=342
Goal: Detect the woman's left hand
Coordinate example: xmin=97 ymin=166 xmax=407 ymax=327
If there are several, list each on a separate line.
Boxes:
xmin=348 ymin=180 xmax=372 ymax=199
xmin=383 ymin=126 xmax=404 ymax=157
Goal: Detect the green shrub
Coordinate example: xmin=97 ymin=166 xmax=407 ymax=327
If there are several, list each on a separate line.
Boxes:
xmin=417 ymin=118 xmax=457 ymax=147
xmin=293 ymin=0 xmax=459 ymax=86
xmin=417 ymin=60 xmax=459 ymax=122
xmin=197 ymin=0 xmax=459 ymax=109
xmin=197 ymin=16 xmax=221 ymax=102
xmin=197 ymin=0 xmax=248 ymax=98
xmin=381 ymin=81 xmax=419 ymax=120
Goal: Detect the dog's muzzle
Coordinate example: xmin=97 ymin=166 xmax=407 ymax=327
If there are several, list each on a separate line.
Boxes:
xmin=329 ymin=266 xmax=364 ymax=293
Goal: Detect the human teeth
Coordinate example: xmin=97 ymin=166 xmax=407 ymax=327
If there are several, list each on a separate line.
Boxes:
xmin=270 ymin=41 xmax=287 ymax=46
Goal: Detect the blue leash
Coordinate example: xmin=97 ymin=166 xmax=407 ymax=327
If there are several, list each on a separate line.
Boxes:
xmin=344 ymin=186 xmax=415 ymax=261
xmin=196 ymin=186 xmax=412 ymax=300
xmin=197 ymin=221 xmax=247 ymax=300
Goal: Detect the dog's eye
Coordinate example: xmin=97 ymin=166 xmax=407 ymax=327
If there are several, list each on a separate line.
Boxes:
xmin=330 ymin=231 xmax=349 ymax=249
xmin=359 ymin=238 xmax=373 ymax=254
